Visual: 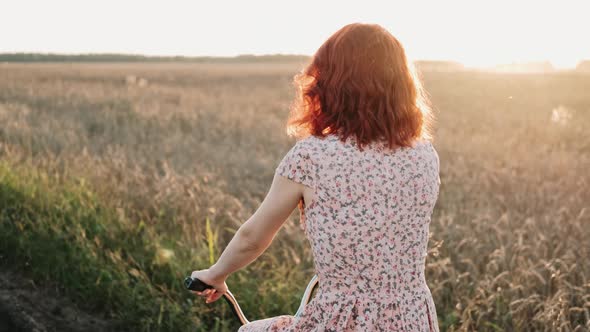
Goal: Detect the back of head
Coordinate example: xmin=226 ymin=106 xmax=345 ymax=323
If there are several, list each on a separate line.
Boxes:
xmin=287 ymin=23 xmax=432 ymax=150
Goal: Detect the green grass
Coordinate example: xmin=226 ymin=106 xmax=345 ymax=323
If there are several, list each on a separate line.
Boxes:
xmin=0 ymin=162 xmax=212 ymax=331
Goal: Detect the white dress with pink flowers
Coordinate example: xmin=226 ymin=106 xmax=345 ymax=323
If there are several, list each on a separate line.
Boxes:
xmin=239 ymin=134 xmax=441 ymax=332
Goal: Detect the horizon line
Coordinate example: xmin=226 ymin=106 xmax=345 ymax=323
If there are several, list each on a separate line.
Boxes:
xmin=0 ymin=52 xmax=587 ymax=69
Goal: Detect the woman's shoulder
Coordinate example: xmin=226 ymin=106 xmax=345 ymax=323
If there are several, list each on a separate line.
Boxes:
xmin=398 ymin=137 xmax=435 ymax=153
xmin=411 ymin=138 xmax=439 ymax=167
xmin=282 ymin=135 xmax=325 ymax=162
xmin=293 ymin=134 xmax=335 ymax=151
xmin=407 ymin=136 xmax=433 ymax=147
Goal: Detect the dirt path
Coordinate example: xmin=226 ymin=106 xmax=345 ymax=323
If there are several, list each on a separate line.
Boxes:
xmin=0 ymin=270 xmax=114 ymax=332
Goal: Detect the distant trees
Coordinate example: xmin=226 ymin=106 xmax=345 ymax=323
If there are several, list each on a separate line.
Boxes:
xmin=414 ymin=60 xmax=465 ymax=72
xmin=577 ymin=60 xmax=590 ymax=72
xmin=493 ymin=61 xmax=555 ymax=73
xmin=3 ymin=53 xmax=588 ymax=74
xmin=0 ymin=53 xmax=311 ymax=63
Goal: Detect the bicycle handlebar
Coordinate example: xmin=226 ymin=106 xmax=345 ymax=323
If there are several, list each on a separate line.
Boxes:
xmin=184 ymin=276 xmax=214 ymax=292
xmin=184 ymin=276 xmax=250 ymax=325
xmin=184 ymin=274 xmax=320 ymax=326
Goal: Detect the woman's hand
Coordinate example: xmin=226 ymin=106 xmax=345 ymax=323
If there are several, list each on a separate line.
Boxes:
xmin=190 ymin=269 xmax=228 ymax=304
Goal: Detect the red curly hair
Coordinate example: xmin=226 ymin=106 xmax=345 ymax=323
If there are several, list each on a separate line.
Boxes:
xmin=287 ymin=23 xmax=432 ymax=150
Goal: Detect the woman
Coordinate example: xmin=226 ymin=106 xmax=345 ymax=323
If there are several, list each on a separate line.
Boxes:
xmin=191 ymin=23 xmax=440 ymax=331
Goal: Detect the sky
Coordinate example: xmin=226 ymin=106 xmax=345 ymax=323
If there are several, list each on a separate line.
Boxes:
xmin=1 ymin=0 xmax=589 ymax=68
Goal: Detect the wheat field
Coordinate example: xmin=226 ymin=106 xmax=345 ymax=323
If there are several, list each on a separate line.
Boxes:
xmin=0 ymin=62 xmax=588 ymax=331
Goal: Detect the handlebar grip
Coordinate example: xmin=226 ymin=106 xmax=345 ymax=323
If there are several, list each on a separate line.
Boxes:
xmin=184 ymin=277 xmax=214 ymax=292
xmin=184 ymin=276 xmax=250 ymax=325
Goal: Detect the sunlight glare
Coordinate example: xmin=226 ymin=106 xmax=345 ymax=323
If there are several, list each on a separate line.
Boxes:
xmin=0 ymin=0 xmax=587 ymax=68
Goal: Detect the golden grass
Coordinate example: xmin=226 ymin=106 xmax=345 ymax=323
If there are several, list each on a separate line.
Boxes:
xmin=0 ymin=62 xmax=588 ymax=331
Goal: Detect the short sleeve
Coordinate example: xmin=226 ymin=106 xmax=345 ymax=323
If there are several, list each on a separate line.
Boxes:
xmin=275 ymin=140 xmax=315 ymax=188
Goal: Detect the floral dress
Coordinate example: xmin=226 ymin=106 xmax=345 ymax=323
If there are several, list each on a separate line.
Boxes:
xmin=238 ymin=134 xmax=441 ymax=332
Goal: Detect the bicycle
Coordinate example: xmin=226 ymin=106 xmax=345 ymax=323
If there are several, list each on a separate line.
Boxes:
xmin=184 ymin=274 xmax=320 ymax=326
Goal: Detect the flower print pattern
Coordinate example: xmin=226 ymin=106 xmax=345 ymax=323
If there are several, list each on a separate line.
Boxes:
xmin=239 ymin=134 xmax=440 ymax=332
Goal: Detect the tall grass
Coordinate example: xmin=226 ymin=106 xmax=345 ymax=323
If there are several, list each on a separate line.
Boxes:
xmin=0 ymin=63 xmax=588 ymax=331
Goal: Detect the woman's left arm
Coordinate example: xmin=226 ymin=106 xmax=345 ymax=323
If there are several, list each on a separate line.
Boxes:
xmin=191 ymin=172 xmax=303 ymax=303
